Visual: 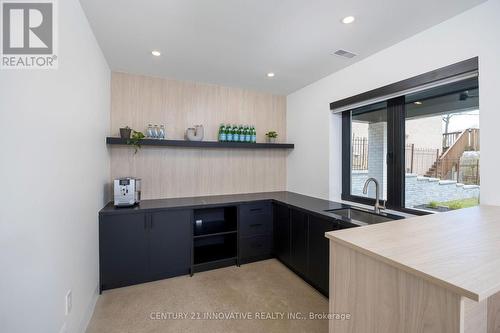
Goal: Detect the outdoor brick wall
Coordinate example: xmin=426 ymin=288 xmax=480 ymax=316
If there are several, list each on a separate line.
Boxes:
xmin=405 ymin=174 xmax=480 ymax=208
xmin=351 ymin=171 xmax=480 ymax=208
xmin=367 ymin=122 xmax=387 ymax=199
xmin=351 ymin=170 xmax=369 ymax=197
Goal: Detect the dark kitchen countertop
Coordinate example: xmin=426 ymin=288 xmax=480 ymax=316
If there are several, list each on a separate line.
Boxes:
xmin=99 ymin=191 xmax=405 ymax=227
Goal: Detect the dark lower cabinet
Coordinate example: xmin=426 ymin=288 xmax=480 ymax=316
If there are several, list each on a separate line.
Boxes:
xmin=272 ymin=203 xmax=348 ymax=297
xmin=239 ymin=202 xmax=273 ymax=237
xmin=240 ymin=235 xmax=272 ymax=262
xmin=290 ymin=208 xmax=309 ymax=277
xmin=239 ymin=202 xmax=273 ymax=264
xmin=149 ymin=210 xmax=191 ymax=279
xmin=99 ymin=213 xmax=150 ymax=290
xmin=273 ymin=203 xmax=291 ymax=266
xmin=99 ymin=199 xmax=352 ymax=295
xmin=99 ymin=209 xmax=191 ymax=291
xmin=308 ymin=215 xmax=340 ymax=295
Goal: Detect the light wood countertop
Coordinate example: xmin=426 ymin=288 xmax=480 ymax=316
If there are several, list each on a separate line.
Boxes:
xmin=325 ymin=205 xmax=500 ymax=302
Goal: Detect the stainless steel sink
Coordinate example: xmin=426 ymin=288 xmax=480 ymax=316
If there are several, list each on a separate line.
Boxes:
xmin=325 ymin=208 xmax=399 ymax=225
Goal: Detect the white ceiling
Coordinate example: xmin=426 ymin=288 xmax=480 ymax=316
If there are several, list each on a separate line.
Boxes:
xmin=80 ymin=0 xmax=485 ymax=95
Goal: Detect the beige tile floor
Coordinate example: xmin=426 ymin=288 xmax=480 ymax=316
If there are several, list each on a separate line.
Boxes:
xmin=87 ymin=259 xmax=328 ymax=333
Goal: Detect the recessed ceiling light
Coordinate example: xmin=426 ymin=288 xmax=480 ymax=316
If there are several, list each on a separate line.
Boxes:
xmin=267 ymin=72 xmax=275 ymax=78
xmin=341 ymin=16 xmax=355 ymax=24
xmin=414 ymin=101 xmax=423 ymax=105
xmin=151 ymin=50 xmax=161 ymax=57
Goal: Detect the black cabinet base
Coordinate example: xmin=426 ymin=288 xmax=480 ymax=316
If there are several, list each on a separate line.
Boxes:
xmin=239 ymin=254 xmax=273 ymax=265
xmin=100 ymin=256 xmax=328 ymax=297
xmin=192 ymin=257 xmax=238 ymax=274
xmin=100 ymin=268 xmax=190 ymax=293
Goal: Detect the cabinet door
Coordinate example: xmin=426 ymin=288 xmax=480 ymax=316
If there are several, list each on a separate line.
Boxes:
xmin=273 ymin=203 xmax=291 ymax=266
xmin=290 ymin=208 xmax=308 ymax=277
xmin=149 ymin=210 xmax=192 ymax=279
xmin=308 ymin=216 xmax=340 ymax=295
xmin=99 ymin=213 xmax=149 ymax=290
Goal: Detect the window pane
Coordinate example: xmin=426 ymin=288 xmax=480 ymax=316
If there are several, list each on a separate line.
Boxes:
xmin=351 ymin=102 xmax=387 ymax=200
xmin=404 ymin=78 xmax=479 ymax=212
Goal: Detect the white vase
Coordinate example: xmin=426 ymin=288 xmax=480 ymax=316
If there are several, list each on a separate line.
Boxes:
xmin=186 ymin=125 xmax=204 ymax=141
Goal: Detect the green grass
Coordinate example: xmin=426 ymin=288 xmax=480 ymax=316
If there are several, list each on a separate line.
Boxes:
xmin=436 ymin=197 xmax=479 ymax=210
xmin=428 ymin=201 xmax=439 ymax=209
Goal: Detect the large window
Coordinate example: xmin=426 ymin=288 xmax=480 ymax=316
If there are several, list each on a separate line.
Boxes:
xmin=338 ymin=58 xmax=480 ymax=214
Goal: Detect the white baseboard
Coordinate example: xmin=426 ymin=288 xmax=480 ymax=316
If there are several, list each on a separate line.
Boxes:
xmin=79 ymin=286 xmax=99 ymax=333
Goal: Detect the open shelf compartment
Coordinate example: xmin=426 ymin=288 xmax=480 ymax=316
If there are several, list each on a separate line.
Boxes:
xmin=192 ymin=206 xmax=238 ymax=269
xmin=193 ymin=233 xmax=237 ymax=265
xmin=193 ymin=206 xmax=237 ymax=236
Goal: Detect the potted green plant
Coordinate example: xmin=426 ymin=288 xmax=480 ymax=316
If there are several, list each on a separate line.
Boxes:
xmin=265 ymin=131 xmax=278 ymax=143
xmin=120 ymin=126 xmax=132 ymax=139
xmin=127 ymin=130 xmax=145 ymax=154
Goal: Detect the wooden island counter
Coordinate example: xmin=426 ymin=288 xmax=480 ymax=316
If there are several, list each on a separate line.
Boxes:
xmin=325 ymin=206 xmax=500 ymax=333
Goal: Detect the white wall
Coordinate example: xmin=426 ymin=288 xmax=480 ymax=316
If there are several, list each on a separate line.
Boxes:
xmin=0 ymin=0 xmax=110 ymax=332
xmin=406 ymin=116 xmax=442 ymax=150
xmin=287 ymin=0 xmax=500 ymax=205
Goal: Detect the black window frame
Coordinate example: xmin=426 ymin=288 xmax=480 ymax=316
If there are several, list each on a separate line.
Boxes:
xmin=335 ymin=57 xmax=479 ymax=215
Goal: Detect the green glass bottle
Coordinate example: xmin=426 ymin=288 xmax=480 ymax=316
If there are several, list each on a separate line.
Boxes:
xmin=251 ymin=126 xmax=256 ymax=143
xmin=233 ymin=125 xmax=240 ymax=142
xmin=218 ymin=124 xmax=226 ymax=142
xmin=244 ymin=125 xmax=250 ymax=142
xmin=239 ymin=125 xmax=245 ymax=142
xmin=226 ymin=124 xmax=233 ymax=142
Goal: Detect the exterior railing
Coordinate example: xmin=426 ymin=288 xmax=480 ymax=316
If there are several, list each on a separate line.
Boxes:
xmin=442 ymin=131 xmax=462 ymax=149
xmin=352 ymin=137 xmax=368 ymax=170
xmin=439 ymin=128 xmax=480 ymax=181
xmin=405 ymin=145 xmax=439 ymax=176
xmin=442 ymin=128 xmax=479 ymax=150
xmin=352 ymin=136 xmax=439 ymax=176
xmin=352 ymin=128 xmax=480 ymax=185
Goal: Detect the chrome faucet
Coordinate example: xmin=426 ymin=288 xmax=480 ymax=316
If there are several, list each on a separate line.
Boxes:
xmin=363 ymin=177 xmax=386 ymax=214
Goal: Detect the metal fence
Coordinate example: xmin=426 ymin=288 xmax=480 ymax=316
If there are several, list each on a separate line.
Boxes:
xmin=460 ymin=159 xmax=480 ymax=185
xmin=352 ymin=134 xmax=480 ymax=185
xmin=437 ymin=158 xmax=480 ymax=185
xmin=352 ymin=137 xmax=368 ymax=170
xmin=352 ymin=137 xmax=439 ymax=176
xmin=405 ymin=144 xmax=439 ymax=176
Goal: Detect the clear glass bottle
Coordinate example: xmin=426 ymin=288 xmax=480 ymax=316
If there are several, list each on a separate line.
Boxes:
xmin=159 ymin=125 xmax=166 ymax=140
xmin=146 ymin=124 xmax=154 ymax=138
xmin=153 ymin=125 xmax=159 ymax=139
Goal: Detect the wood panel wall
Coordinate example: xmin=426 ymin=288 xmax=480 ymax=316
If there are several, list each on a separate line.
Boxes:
xmin=110 ymin=72 xmax=287 ymax=200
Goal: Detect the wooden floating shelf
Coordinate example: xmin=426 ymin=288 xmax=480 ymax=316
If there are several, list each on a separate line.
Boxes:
xmin=106 ymin=137 xmax=294 ymax=149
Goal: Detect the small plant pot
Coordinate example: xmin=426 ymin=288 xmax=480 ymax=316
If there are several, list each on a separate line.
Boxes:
xmin=120 ymin=128 xmax=132 ymax=139
xmin=267 ymin=137 xmax=277 ymax=143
